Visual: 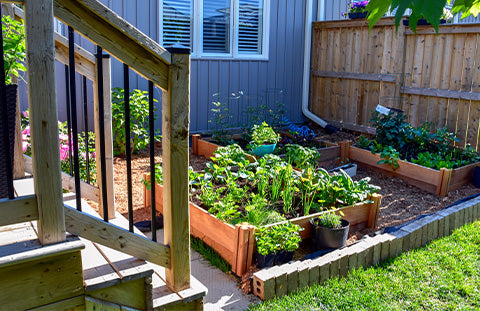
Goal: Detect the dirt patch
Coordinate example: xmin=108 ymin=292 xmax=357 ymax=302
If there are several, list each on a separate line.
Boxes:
xmin=355 ymin=166 xmax=479 ymax=229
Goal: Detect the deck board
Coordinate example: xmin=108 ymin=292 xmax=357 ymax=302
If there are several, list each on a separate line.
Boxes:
xmin=6 ymin=177 xmax=206 ymax=307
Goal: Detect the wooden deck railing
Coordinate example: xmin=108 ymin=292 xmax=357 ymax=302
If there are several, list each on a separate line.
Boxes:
xmin=1 ymin=0 xmax=191 ymax=292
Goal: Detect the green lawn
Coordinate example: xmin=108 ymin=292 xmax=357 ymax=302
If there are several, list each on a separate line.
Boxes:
xmin=250 ymin=221 xmax=480 ymax=311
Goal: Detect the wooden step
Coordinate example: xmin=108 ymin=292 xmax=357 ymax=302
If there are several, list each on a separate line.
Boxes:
xmin=0 ymin=221 xmax=85 ymax=310
xmin=12 ymin=177 xmax=207 ymax=310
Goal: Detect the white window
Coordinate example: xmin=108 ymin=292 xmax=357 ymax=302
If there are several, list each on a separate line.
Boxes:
xmin=160 ymin=0 xmax=268 ymax=59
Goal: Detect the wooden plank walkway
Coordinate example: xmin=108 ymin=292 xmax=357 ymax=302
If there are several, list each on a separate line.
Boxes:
xmin=8 ymin=177 xmax=206 ymax=309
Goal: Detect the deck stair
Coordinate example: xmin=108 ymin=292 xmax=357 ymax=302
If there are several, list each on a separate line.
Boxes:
xmin=1 ymin=178 xmax=207 ymax=310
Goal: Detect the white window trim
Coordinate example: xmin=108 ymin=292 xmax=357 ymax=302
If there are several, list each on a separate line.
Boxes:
xmin=159 ymin=0 xmax=269 ymax=60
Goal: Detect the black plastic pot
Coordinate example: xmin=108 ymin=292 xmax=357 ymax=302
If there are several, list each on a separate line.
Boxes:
xmin=0 ymin=84 xmax=18 ymax=199
xmin=275 ymin=250 xmax=294 ymax=265
xmin=310 ymin=218 xmax=350 ymax=251
xmin=403 ymin=18 xmax=446 ymax=26
xmin=256 ymin=252 xmax=275 ymax=269
xmin=473 ymin=166 xmax=480 ymax=188
xmin=349 ymin=11 xmax=368 ymax=19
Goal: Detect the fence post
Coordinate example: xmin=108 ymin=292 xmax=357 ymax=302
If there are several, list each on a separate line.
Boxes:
xmin=93 ymin=54 xmax=115 ymax=219
xmin=24 ymin=0 xmax=66 ymax=244
xmin=163 ymin=45 xmax=191 ymax=291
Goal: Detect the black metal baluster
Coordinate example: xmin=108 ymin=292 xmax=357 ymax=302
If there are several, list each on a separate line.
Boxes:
xmin=68 ymin=26 xmax=82 ymax=211
xmin=124 ymin=65 xmax=134 ymax=232
xmin=96 ymin=46 xmax=109 ymax=222
xmin=64 ymin=65 xmax=73 ymax=175
xmin=149 ymin=81 xmax=157 ymax=240
xmin=0 ymin=5 xmax=14 ymax=200
xmin=82 ymin=76 xmax=90 ymax=184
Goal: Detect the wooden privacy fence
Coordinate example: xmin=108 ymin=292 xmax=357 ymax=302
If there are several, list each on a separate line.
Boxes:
xmin=309 ymin=18 xmax=480 ymax=149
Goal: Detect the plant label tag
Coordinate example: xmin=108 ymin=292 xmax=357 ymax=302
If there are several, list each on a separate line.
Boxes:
xmin=376 ymin=105 xmax=391 ymax=116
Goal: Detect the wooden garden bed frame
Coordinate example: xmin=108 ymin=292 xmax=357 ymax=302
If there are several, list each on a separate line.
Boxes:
xmin=348 ymin=144 xmax=480 ymax=196
xmin=144 ymin=180 xmax=381 ymax=276
xmin=191 ymin=134 xmax=351 ymax=167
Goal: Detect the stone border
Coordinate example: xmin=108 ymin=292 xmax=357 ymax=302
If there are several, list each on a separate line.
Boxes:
xmin=253 ymin=196 xmax=480 ymax=300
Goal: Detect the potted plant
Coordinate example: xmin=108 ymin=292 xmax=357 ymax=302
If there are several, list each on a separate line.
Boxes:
xmin=310 ymin=211 xmax=350 ymax=251
xmin=274 ymin=222 xmax=302 ymax=265
xmin=255 ymin=225 xmax=279 ymax=268
xmin=255 ymin=221 xmax=302 ymax=268
xmin=343 ymin=1 xmax=369 ymax=19
xmin=248 ymin=122 xmax=280 ymax=157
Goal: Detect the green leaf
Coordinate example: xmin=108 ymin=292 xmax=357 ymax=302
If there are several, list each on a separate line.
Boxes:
xmin=367 ymin=0 xmax=392 ymax=31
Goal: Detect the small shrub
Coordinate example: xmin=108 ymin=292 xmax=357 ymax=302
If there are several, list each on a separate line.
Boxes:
xmin=111 ymin=88 xmax=158 ymax=156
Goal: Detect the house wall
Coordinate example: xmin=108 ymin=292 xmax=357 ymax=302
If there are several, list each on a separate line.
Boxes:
xmin=18 ymin=0 xmax=309 ymax=133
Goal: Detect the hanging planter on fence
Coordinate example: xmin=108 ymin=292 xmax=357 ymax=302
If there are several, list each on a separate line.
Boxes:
xmin=348 ymin=11 xmax=368 ymax=19
xmin=403 ymin=18 xmax=447 ymax=26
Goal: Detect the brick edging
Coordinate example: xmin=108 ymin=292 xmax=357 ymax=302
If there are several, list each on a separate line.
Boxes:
xmin=253 ymin=196 xmax=480 ymax=300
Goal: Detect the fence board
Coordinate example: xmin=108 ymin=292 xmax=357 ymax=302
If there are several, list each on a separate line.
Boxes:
xmin=310 ymin=18 xmax=480 ymax=150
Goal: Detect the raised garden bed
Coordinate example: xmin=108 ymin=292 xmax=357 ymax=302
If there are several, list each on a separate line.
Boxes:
xmin=348 ymin=144 xmax=480 ymax=196
xmin=192 ymin=134 xmax=351 ymax=167
xmin=144 ymin=182 xmax=381 ymax=276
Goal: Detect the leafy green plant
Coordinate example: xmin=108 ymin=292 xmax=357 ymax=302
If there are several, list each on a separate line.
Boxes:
xmin=255 ymin=222 xmax=302 ymax=256
xmin=370 ymin=110 xmax=412 ymax=151
xmin=313 ymin=212 xmax=342 ymax=229
xmin=248 ymin=122 xmax=280 ymax=149
xmin=285 ymin=144 xmax=320 ymax=169
xmin=280 ymin=164 xmax=296 ymax=215
xmin=356 ymin=135 xmax=373 ymax=150
xmin=299 ymin=167 xmax=320 ymax=216
xmin=2 ymin=15 xmax=25 ymax=84
xmin=242 ymin=193 xmax=286 ymax=227
xmin=111 ymin=88 xmax=158 ymax=156
xmin=377 ymin=145 xmax=400 ymax=170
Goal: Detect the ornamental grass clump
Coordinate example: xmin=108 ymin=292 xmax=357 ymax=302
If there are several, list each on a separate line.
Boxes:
xmin=313 ymin=212 xmax=342 ymax=229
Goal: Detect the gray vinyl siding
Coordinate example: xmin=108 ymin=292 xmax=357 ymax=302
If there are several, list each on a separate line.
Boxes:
xmin=37 ymin=0 xmax=308 ymax=133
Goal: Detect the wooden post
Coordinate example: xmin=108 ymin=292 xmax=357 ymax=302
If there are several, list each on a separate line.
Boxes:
xmin=368 ymin=193 xmax=382 ymax=230
xmin=162 ymin=46 xmax=191 ymax=291
xmin=2 ymin=3 xmax=24 ymax=179
xmin=192 ymin=134 xmax=200 ymax=155
xmin=24 ymin=0 xmax=65 ymax=244
xmin=93 ymin=55 xmax=115 ymax=219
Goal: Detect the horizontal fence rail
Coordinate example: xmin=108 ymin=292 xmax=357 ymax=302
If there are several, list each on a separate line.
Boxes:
xmin=309 ymin=18 xmax=480 ymax=149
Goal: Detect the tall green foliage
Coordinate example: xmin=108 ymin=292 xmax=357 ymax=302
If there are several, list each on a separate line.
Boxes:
xmin=2 ymin=15 xmax=26 ymax=84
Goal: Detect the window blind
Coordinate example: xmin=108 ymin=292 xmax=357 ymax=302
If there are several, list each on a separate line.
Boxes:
xmin=238 ymin=0 xmax=263 ymax=54
xmin=162 ymin=0 xmax=193 ymax=49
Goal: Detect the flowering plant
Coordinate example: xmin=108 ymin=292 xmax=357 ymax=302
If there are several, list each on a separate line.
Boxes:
xmin=21 ymin=110 xmax=97 ymax=184
xmin=342 ymin=1 xmax=369 ymax=18
xmin=441 ymin=7 xmax=453 ymax=22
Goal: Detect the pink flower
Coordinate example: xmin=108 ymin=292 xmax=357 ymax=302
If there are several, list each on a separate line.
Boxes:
xmin=22 ymin=111 xmax=28 ymax=118
xmin=59 ymin=133 xmax=69 ymax=141
xmin=60 ymin=144 xmax=70 ymax=161
xmin=22 ymin=126 xmax=30 ymax=136
xmin=22 ymin=141 xmax=29 ymax=152
xmin=22 ymin=134 xmax=28 ymax=141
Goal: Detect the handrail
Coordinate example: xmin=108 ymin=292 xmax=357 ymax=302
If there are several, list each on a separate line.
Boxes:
xmin=52 ymin=0 xmax=171 ymax=91
xmin=14 ymin=6 xmax=97 ymax=81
